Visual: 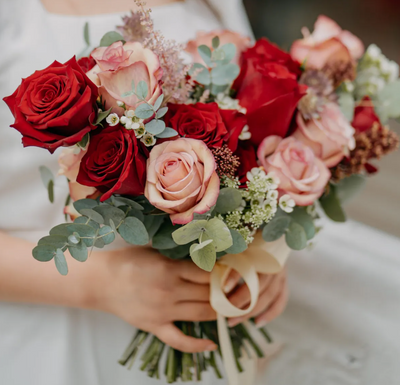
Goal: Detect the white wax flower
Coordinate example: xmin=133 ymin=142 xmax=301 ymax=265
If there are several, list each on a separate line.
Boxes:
xmin=141 ymin=133 xmax=157 ymax=147
xmin=279 ymin=194 xmax=296 ymax=213
xmin=106 ymin=113 xmax=120 ymax=126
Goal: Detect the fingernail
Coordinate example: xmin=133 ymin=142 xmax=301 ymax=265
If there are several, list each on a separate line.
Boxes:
xmin=205 ymin=343 xmax=218 ymax=351
xmin=224 ymin=278 xmax=237 ymax=293
xmin=255 ymin=318 xmax=268 ymax=328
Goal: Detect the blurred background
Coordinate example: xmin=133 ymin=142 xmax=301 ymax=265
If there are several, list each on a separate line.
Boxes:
xmin=243 ymin=0 xmax=400 ymax=237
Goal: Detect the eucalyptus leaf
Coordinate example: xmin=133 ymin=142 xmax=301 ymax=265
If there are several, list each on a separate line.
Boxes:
xmin=337 ymin=92 xmax=355 ymax=122
xmin=39 ymin=165 xmax=54 ymax=188
xmin=83 ymin=22 xmax=90 ymax=46
xmin=99 ymin=31 xmax=125 ymax=47
xmin=94 ymin=107 xmax=112 ymax=126
xmin=136 ymin=80 xmax=149 ymax=99
xmin=47 ymin=179 xmax=54 ymax=203
xmin=32 ymin=245 xmax=57 ymax=262
xmin=135 ymin=103 xmax=154 ymax=120
xmin=94 ymin=236 xmax=105 ymax=249
xmin=145 ymin=119 xmax=166 ymax=135
xmin=79 ymin=209 xmax=104 ymax=224
xmin=210 ymin=84 xmax=229 ymax=95
xmin=215 ymin=187 xmax=242 ymax=214
xmin=159 ymin=244 xmax=191 ymax=260
xmin=190 ymin=242 xmax=216 ymax=272
xmin=143 ymin=215 xmax=165 ymax=239
xmin=68 ymin=242 xmax=88 ymax=262
xmin=112 ymin=196 xmax=144 ymax=211
xmin=172 ymin=220 xmax=208 ymax=245
xmin=225 ymin=229 xmax=247 ymax=254
xmin=126 ymin=208 xmax=144 ymax=222
xmin=198 ymin=45 xmax=213 ymax=67
xmin=262 ymin=216 xmax=292 ymax=242
xmin=285 ymin=222 xmax=307 ymax=250
xmin=335 ymin=174 xmax=367 ymax=204
xmin=68 ymin=233 xmax=80 ymax=245
xmin=212 ymin=36 xmax=220 ymax=49
xmin=320 ymin=185 xmax=346 ymax=222
xmin=38 ymin=235 xmax=68 ymax=249
xmin=156 ymin=127 xmax=178 ymax=138
xmin=49 ymin=223 xmax=72 ymax=237
xmin=220 ymin=43 xmax=236 ymax=64
xmin=54 ymin=249 xmax=68 ymax=275
xmin=192 ymin=239 xmax=214 ymax=252
xmin=289 ymin=207 xmax=315 ymax=241
xmin=211 ymin=63 xmax=240 ymax=86
xmin=98 ymin=225 xmax=115 ymax=245
xmin=188 ymin=63 xmax=211 ymax=85
xmin=73 ymin=199 xmax=98 ymax=212
xmin=154 ymin=94 xmax=164 ymax=111
xmin=118 ymin=216 xmax=149 ymax=245
xmin=152 ymin=220 xmax=179 ymax=250
xmin=204 ymin=218 xmax=233 ymax=252
xmin=73 ymin=216 xmax=100 ymax=230
xmin=156 ymin=106 xmax=168 ymax=119
xmin=93 ymin=205 xmax=125 ymax=226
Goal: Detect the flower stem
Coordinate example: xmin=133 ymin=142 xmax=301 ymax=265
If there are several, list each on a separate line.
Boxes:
xmin=208 ymin=351 xmax=223 ymax=379
xmin=118 ymin=330 xmax=148 ymax=368
xmin=166 ymin=347 xmax=178 ymax=383
xmin=234 ymin=323 xmax=264 ymax=358
xmin=140 ymin=336 xmax=159 ymax=371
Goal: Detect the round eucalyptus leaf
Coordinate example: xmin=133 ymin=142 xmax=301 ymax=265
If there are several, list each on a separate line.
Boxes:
xmin=172 ymin=220 xmax=208 ymax=245
xmin=73 ymin=198 xmax=98 ymax=212
xmin=212 ymin=36 xmax=220 ymax=49
xmin=156 ymin=127 xmax=178 ymax=139
xmin=198 ymin=45 xmax=213 ymax=67
xmin=158 ymin=244 xmax=191 ymax=260
xmin=136 ymin=80 xmax=149 ymax=99
xmin=74 ymin=216 xmax=100 ymax=230
xmin=94 ymin=205 xmax=125 ymax=226
xmin=49 ymin=223 xmax=71 ymax=237
xmin=98 ymin=225 xmax=115 ymax=245
xmin=145 ymin=119 xmax=166 ymax=135
xmin=215 ymin=187 xmax=242 ymax=214
xmin=94 ymin=237 xmax=105 ymax=249
xmin=204 ymin=218 xmax=233 ymax=252
xmin=189 ymin=242 xmax=216 ymax=272
xmin=54 ymin=249 xmax=68 ymax=275
xmin=262 ymin=216 xmax=292 ymax=242
xmin=335 ymin=174 xmax=366 ymax=204
xmin=134 ymin=103 xmax=154 ymax=120
xmin=68 ymin=233 xmax=80 ymax=245
xmin=68 ymin=242 xmax=88 ymax=262
xmin=79 ymin=209 xmax=104 ymax=224
xmin=99 ymin=31 xmax=125 ymax=47
xmin=143 ymin=215 xmax=164 ymax=240
xmin=112 ymin=196 xmax=144 ymax=211
xmin=126 ymin=208 xmax=144 ymax=222
xmin=220 ymin=43 xmax=236 ymax=64
xmin=118 ymin=217 xmax=149 ymax=245
xmin=188 ymin=63 xmax=211 ymax=85
xmin=211 ymin=63 xmax=240 ymax=86
xmin=319 ymin=185 xmax=346 ymax=222
xmin=152 ymin=221 xmax=178 ymax=250
xmin=225 ymin=229 xmax=247 ymax=254
xmin=38 ymin=235 xmax=68 ymax=249
xmin=32 ymin=245 xmax=57 ymax=262
xmin=154 ymin=94 xmax=164 ymax=111
xmin=285 ymin=222 xmax=307 ymax=251
xmin=289 ymin=208 xmax=315 ymax=241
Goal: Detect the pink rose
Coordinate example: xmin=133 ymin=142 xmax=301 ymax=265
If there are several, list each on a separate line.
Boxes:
xmin=258 ymin=136 xmax=331 ymax=206
xmin=185 ymin=30 xmax=251 ymax=65
xmin=58 ymin=147 xmax=97 ymax=201
xmin=145 ymin=138 xmax=220 ymax=225
xmin=293 ymin=103 xmax=355 ymax=167
xmin=87 ymin=41 xmax=163 ymax=114
xmin=290 ymin=15 xmax=364 ymax=70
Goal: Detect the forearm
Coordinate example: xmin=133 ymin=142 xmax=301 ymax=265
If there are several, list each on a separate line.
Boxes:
xmin=0 ymin=231 xmax=102 ymax=309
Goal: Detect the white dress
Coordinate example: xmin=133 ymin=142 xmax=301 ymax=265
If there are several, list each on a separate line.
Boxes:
xmin=1 ymin=1 xmax=400 ymax=385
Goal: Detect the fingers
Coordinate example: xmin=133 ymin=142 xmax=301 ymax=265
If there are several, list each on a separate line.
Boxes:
xmin=155 ymin=324 xmax=217 ymax=353
xmin=255 ymin=277 xmax=289 ymax=328
xmin=177 ymin=260 xmax=211 ymax=284
xmin=228 ymin=273 xmax=274 ymax=309
xmin=223 ymin=269 xmax=242 ymax=293
xmin=174 ymin=302 xmax=217 ymax=322
xmin=228 ymin=273 xmax=284 ymax=327
xmin=174 ymin=282 xmax=210 ymax=302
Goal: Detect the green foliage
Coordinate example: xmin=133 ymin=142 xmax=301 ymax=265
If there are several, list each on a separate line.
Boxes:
xmin=198 ymin=45 xmax=213 ymax=67
xmin=136 ymin=80 xmax=148 ymax=99
xmin=68 ymin=242 xmax=88 ymax=262
xmin=98 ymin=225 xmax=115 ymax=244
xmin=99 ymin=31 xmax=125 ymax=47
xmin=225 ymin=229 xmax=247 ymax=254
xmin=156 ymin=107 xmax=168 ymax=119
xmin=214 ymin=187 xmax=242 ymax=214
xmin=112 ymin=196 xmax=144 ymax=211
xmin=212 ymin=36 xmax=220 ymax=49
xmin=94 ymin=107 xmax=113 ymax=126
xmin=335 ymin=174 xmax=367 ymax=204
xmin=152 ymin=220 xmax=179 ymax=250
xmin=39 ymin=165 xmax=54 ymax=204
xmin=77 ymin=134 xmax=89 ymax=150
xmin=190 ymin=241 xmax=216 ymax=272
xmin=337 ymin=92 xmax=355 ymax=122
xmin=285 ymin=222 xmax=308 ymax=250
xmin=319 ymin=184 xmax=346 ymax=222
xmin=33 ymin=245 xmax=58 ymax=262
xmin=83 ymin=22 xmax=90 ymax=46
xmin=211 ymin=63 xmax=240 ymax=86
xmin=73 ymin=199 xmax=98 ymax=212
xmin=188 ymin=63 xmax=211 ymax=85
xmin=154 ymin=94 xmax=164 ymax=111
xmin=135 ymin=103 xmax=154 ymax=119
xmin=79 ymin=209 xmax=104 ymax=224
xmin=289 ymin=207 xmax=315 ymax=241
xmin=156 ymin=127 xmax=178 ymax=138
xmin=38 ymin=235 xmax=68 ymax=249
xmin=262 ymin=216 xmax=291 ymax=242
xmin=159 ymin=244 xmax=191 ymax=259
xmin=145 ymin=119 xmax=166 ymax=135
xmin=143 ymin=215 xmax=165 ymax=239
xmin=93 ymin=205 xmax=126 ymax=226
xmin=202 ymin=218 xmax=232 ymax=252
xmin=172 ymin=220 xmax=208 ymax=245
xmin=54 ymin=249 xmax=68 ymax=275
xmin=376 ymin=80 xmax=400 ymax=122
xmin=219 ymin=43 xmax=236 ymax=64
xmin=118 ymin=217 xmax=149 ymax=245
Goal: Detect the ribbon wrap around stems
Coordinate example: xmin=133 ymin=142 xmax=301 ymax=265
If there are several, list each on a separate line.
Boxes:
xmin=210 ymin=233 xmax=291 ymax=385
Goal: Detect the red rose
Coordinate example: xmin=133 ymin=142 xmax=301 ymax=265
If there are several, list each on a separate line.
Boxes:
xmin=3 ymin=57 xmax=98 ymax=153
xmin=234 ymin=141 xmax=258 ymax=185
xmin=77 ymin=124 xmax=148 ymax=201
xmin=352 ymin=96 xmax=380 ymax=133
xmin=164 ymin=102 xmax=246 ymax=151
xmin=77 ymin=56 xmax=96 ymax=73
xmin=233 ymin=39 xmax=307 ymax=146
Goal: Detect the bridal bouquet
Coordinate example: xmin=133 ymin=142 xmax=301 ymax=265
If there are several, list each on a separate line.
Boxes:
xmin=4 ymin=2 xmax=399 ymax=383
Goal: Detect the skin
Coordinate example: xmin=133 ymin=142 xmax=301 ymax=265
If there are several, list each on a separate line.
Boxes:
xmin=1 ymin=0 xmax=289 ymax=354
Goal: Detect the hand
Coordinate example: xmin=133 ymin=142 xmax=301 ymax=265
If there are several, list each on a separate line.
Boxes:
xmin=225 ymin=269 xmax=288 ymax=328
xmin=87 ymin=246 xmax=218 ymax=353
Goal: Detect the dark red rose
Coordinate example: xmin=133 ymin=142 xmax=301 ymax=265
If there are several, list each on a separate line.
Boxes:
xmin=77 ymin=124 xmax=148 ymax=201
xmin=233 ymin=38 xmax=307 ymax=146
xmin=234 ymin=141 xmax=258 ymax=185
xmin=3 ymin=57 xmax=98 ymax=153
xmin=77 ymin=56 xmax=96 ymax=73
xmin=164 ymin=102 xmax=246 ymax=151
xmin=352 ymin=96 xmax=380 ymax=133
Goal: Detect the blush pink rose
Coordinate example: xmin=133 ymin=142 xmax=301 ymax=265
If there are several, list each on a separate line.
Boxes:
xmin=293 ymin=103 xmax=356 ymax=168
xmin=87 ymin=41 xmax=163 ymax=115
xmin=145 ymin=138 xmax=220 ymax=225
xmin=58 ymin=147 xmax=98 ymax=201
xmin=290 ymin=15 xmax=364 ymax=70
xmin=185 ymin=30 xmax=251 ymax=65
xmin=258 ymin=136 xmax=331 ymax=206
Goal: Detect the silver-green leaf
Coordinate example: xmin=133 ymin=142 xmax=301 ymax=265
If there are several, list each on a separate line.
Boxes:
xmin=215 ymin=187 xmax=242 ymax=214
xmin=172 ymin=220 xmax=208 ymax=245
xmin=190 ymin=242 xmax=217 ymax=272
xmin=118 ymin=217 xmax=149 ymax=245
xmin=54 ymin=249 xmax=68 ymax=275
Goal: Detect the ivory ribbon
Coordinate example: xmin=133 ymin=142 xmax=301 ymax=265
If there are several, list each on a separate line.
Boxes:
xmin=210 ymin=233 xmax=291 ymax=385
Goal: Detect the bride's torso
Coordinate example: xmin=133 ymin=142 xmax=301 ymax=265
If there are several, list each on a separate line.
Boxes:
xmin=0 ymin=0 xmax=251 ymax=242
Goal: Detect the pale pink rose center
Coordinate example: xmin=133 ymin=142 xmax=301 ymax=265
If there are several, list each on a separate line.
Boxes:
xmin=102 ymin=45 xmax=132 ymax=70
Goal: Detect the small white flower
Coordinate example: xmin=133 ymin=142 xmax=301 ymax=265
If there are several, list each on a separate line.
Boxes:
xmin=267 ymin=190 xmax=279 ymax=200
xmin=116 ymin=100 xmax=125 ymax=108
xmin=141 ymin=133 xmax=157 ymax=147
xmin=125 ymin=110 xmax=135 ymax=118
xmin=251 ymin=198 xmax=264 ymax=207
xmin=266 ymin=172 xmax=280 ymax=189
xmin=120 ymin=116 xmax=132 ymax=129
xmin=106 ymin=113 xmax=120 ymax=126
xmin=134 ymin=126 xmax=146 ymax=139
xmin=279 ymin=194 xmax=295 ymax=213
xmin=246 ymin=167 xmax=261 ymax=182
xmin=239 ymin=125 xmax=251 ymax=141
xmin=387 ymin=61 xmax=399 ymax=82
xmin=366 ymin=44 xmax=381 ymax=60
xmin=238 ymin=199 xmax=246 ymax=212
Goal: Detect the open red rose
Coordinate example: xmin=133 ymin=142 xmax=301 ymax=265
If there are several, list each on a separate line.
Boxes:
xmin=77 ymin=56 xmax=96 ymax=73
xmin=352 ymin=96 xmax=381 ymax=133
xmin=77 ymin=124 xmax=148 ymax=201
xmin=3 ymin=57 xmax=98 ymax=153
xmin=233 ymin=39 xmax=307 ymax=146
xmin=164 ymin=102 xmax=246 ymax=151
